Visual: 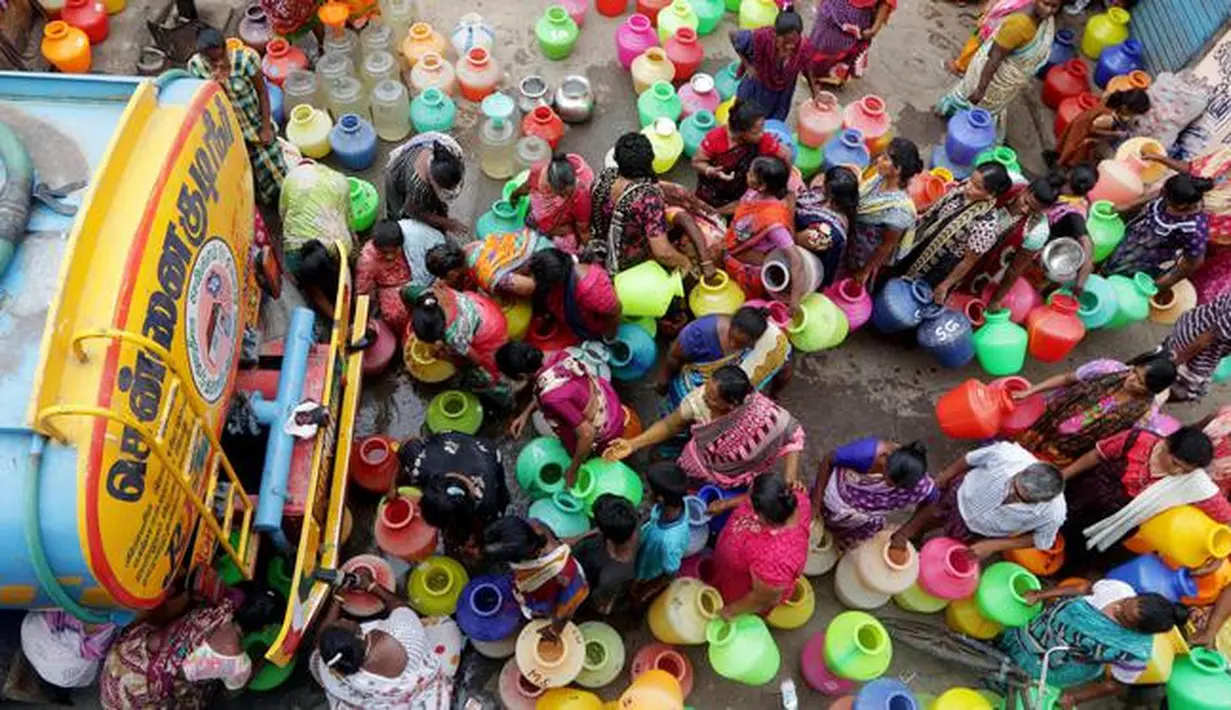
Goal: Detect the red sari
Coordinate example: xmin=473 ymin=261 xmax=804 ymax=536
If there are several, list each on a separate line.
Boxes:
xmin=723 ymin=193 xmax=795 ymax=299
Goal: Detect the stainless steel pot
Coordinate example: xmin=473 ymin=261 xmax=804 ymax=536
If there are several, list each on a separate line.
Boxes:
xmin=554 ymin=74 xmax=594 ymax=124
xmin=517 ymin=75 xmax=552 ymax=115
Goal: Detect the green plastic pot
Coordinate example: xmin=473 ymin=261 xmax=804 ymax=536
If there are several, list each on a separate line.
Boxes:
xmin=476 ymin=199 xmax=524 ymax=238
xmin=973 ymin=146 xmax=1021 ymax=176
xmin=615 ymin=260 xmax=685 ymax=318
xmin=347 ymin=177 xmax=378 ymax=233
xmin=1167 ymin=647 xmax=1231 ymax=710
xmin=528 ymin=491 xmax=591 ymax=539
xmin=426 ymin=390 xmax=483 ymax=435
xmin=244 ymin=624 xmax=297 ymax=691
xmin=572 ymin=458 xmax=644 ymax=514
xmin=576 ymin=620 xmax=627 ymax=689
xmin=788 ymin=292 xmax=848 ymax=352
xmin=1086 ymin=200 xmax=1125 ymax=263
xmin=824 ymin=611 xmax=892 ymax=681
xmin=975 ymin=561 xmax=1042 ymax=628
xmin=794 ymin=138 xmax=823 ymax=180
xmin=265 ymin=556 xmax=292 ymax=599
xmin=997 ymin=684 xmax=1058 ymax=710
xmin=637 ymin=81 xmax=683 ymax=128
xmin=535 ymin=5 xmax=579 ymax=60
xmin=972 ymin=308 xmax=1027 ymax=376
xmin=623 ymin=315 xmax=658 ymax=338
xmin=515 ymin=436 xmax=572 ymax=499
xmin=1105 ymin=272 xmax=1157 ymax=330
xmin=705 ymin=614 xmax=780 ymax=686
xmin=502 ymin=170 xmax=531 ymax=221
xmin=408 ymin=555 xmax=470 ymax=617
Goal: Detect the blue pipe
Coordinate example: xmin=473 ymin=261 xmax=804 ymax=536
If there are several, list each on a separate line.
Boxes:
xmin=251 ymin=307 xmax=316 ymax=551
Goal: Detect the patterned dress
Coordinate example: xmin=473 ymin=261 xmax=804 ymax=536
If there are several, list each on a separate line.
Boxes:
xmin=187 ymin=47 xmax=287 ymax=205
xmin=1162 ymin=291 xmax=1231 ymax=399
xmin=711 ymin=489 xmax=811 ymax=606
xmin=586 ymin=169 xmax=669 ymax=273
xmin=894 ymin=187 xmax=1000 ymax=288
xmin=1102 ymin=198 xmax=1209 ymax=279
xmin=820 ymin=437 xmax=936 ymax=550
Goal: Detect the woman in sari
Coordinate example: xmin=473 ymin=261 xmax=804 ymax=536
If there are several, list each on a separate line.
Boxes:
xmin=1012 ymin=354 xmax=1177 ymax=467
xmin=693 ymin=100 xmax=793 ymax=209
xmin=585 ymin=133 xmax=694 ymax=274
xmin=806 ymin=0 xmax=896 ymax=88
xmin=1054 ymin=89 xmax=1151 ymax=169
xmin=384 ymin=132 xmax=467 ymax=235
xmin=813 ymin=438 xmax=934 ymax=551
xmin=506 ymin=343 xmax=623 ymax=487
xmin=892 ymin=162 xmax=1014 ymax=304
xmin=1060 ymin=426 xmax=1218 ymax=571
xmin=723 ymin=156 xmax=807 ymax=304
xmin=1146 ymin=149 xmax=1231 ymax=302
xmin=796 ymin=166 xmax=860 ymax=285
xmin=937 ymin=0 xmax=1060 ymax=139
xmin=999 ymin=579 xmax=1188 ymax=702
xmin=948 ymin=0 xmax=1033 ymax=75
xmin=961 ymin=175 xmax=1064 ymax=306
xmin=100 ymin=587 xmax=280 ymax=709
xmin=845 ymin=138 xmax=923 ymax=284
xmin=483 ymin=516 xmax=589 ymax=637
xmin=511 ymin=153 xmax=595 ymax=254
xmin=411 ymin=285 xmax=512 ymax=404
xmin=665 ymin=205 xmax=724 ymax=281
xmin=1102 ymin=173 xmax=1212 ymax=289
xmin=706 ymin=474 xmax=811 ymax=616
xmin=531 ymin=248 xmax=621 ymax=342
xmin=605 ymin=366 xmax=805 ymax=489
xmin=311 ymin=571 xmax=460 ymax=710
xmin=657 ymin=306 xmax=791 ymax=411
xmin=729 ymin=9 xmax=810 ymax=121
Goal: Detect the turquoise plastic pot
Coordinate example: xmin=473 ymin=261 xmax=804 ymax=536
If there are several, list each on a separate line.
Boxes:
xmin=476 ymin=199 xmax=524 ymax=238
xmin=426 ymin=390 xmax=483 ymax=435
xmin=1214 ymin=356 xmax=1231 ymax=384
xmin=1167 ymin=647 xmax=1231 ymax=710
xmin=705 ymin=614 xmax=780 ymax=686
xmin=515 ymin=436 xmax=571 ymax=499
xmin=528 ymin=491 xmax=591 ymax=539
xmin=975 ymin=561 xmax=1042 ymax=628
xmin=1105 ymin=272 xmax=1157 ymax=330
xmin=610 ymin=322 xmax=658 ymax=381
xmin=244 ymin=625 xmax=297 ymax=690
xmin=1077 ymin=274 xmax=1118 ymax=329
xmin=573 ymin=458 xmax=644 ymax=514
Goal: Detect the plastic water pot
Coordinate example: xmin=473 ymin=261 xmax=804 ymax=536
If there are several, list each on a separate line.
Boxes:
xmin=350 ymin=434 xmax=399 ymax=493
xmin=933 ymin=688 xmax=993 ymax=710
xmin=1166 ymin=647 xmax=1231 ymax=710
xmin=516 ymin=619 xmax=586 ymax=689
xmin=610 ymin=322 xmax=658 ymax=381
xmin=679 ymin=73 xmax=720 ymax=117
xmin=1126 ymin=504 xmax=1231 ymax=569
xmin=575 ymin=621 xmax=626 ymax=689
xmin=766 ymin=577 xmax=816 ymax=629
xmin=408 ymin=555 xmax=468 ymax=616
xmin=1041 ymin=59 xmax=1090 ymax=110
xmin=908 ymin=172 xmax=949 ymax=212
xmin=457 ymin=574 xmax=522 ymax=642
xmin=872 ymin=278 xmax=932 ymax=333
xmin=798 ymin=91 xmax=844 ymax=148
xmin=945 ymin=108 xmax=996 ymax=166
xmin=763 ymin=246 xmax=823 ymax=297
xmin=1107 ymin=554 xmax=1197 ymax=602
xmin=1095 ymin=39 xmax=1143 ymax=89
xmin=615 ymin=260 xmax=685 ymax=318
xmin=1081 ymin=6 xmax=1130 ymax=60
xmin=849 ymin=529 xmax=919 ymax=595
xmin=630 ymin=644 xmax=694 ymax=697
xmin=989 ymin=377 xmax=1042 ymax=435
xmin=975 ymin=562 xmax=1042 ymax=628
xmin=573 ymin=459 xmax=644 ymax=514
xmin=512 ymin=438 xmax=568 ymax=497
xmin=973 ymin=309 xmax=1027 ymax=376
xmin=714 ymin=61 xmax=740 ymax=101
xmin=529 ymin=492 xmax=591 ymax=539
xmin=855 ymin=678 xmax=917 ymax=710
xmin=824 ymin=611 xmax=892 ymax=681
xmin=1004 ymin=534 xmax=1066 ymax=576
xmin=1026 ymin=293 xmax=1085 ymax=363
xmin=801 ymin=631 xmax=856 ymax=695
xmin=649 ymin=577 xmax=724 ymax=645
xmin=1055 ymin=91 xmax=1099 ymax=141
xmin=705 ymin=615 xmax=781 ymax=686
xmin=683 ymin=496 xmax=711 ymax=557
xmin=536 ymin=5 xmax=580 ymax=60
xmin=917 ymin=537 xmax=979 ymax=600
xmin=935 ymin=379 xmax=1014 ymax=440
xmin=843 ymin=95 xmax=891 ymax=153
xmin=805 ymin=519 xmax=840 ymax=576
xmin=917 ymin=304 xmax=975 ymax=368
xmin=980 ymin=278 xmax=1040 ymax=325
xmin=329 ymin=113 xmax=377 ymax=170
xmin=1184 ymin=558 xmax=1231 ymax=607
xmin=737 ymin=0 xmax=778 ymax=29
xmin=681 ymin=110 xmax=716 ymax=158
xmin=945 ymin=596 xmax=1003 ymax=640
xmin=788 ymin=293 xmax=849 ymax=352
xmin=1077 ymin=273 xmax=1117 ymax=329
xmin=893 ymin=583 xmax=949 ymax=613
xmin=689 ymin=271 xmax=746 ymax=317
xmin=476 ymin=200 xmax=524 ymax=238
xmin=1149 ymin=279 xmax=1197 ymax=325
xmin=826 ymin=278 xmax=874 ymax=331
xmin=426 ymin=390 xmax=483 ymax=434
xmin=834 ymin=553 xmax=891 ymax=609
xmin=499 ymin=657 xmax=545 ymax=709
xmin=638 ymin=81 xmax=683 ymax=128
xmin=1086 ymin=200 xmax=1126 ymax=263
xmin=795 ymin=138 xmax=823 ymax=180
xmin=632 ymin=47 xmax=677 ymax=95
xmin=339 ymin=554 xmax=396 ymax=617
xmin=244 ymin=624 xmax=297 ymax=690
xmin=621 ymin=669 xmax=685 ymax=708
xmin=1105 ymin=272 xmax=1158 ymax=329
xmin=824 ymin=129 xmax=871 ymax=171
xmin=1088 ymin=159 xmax=1144 ymax=208
xmin=1036 ymin=27 xmax=1076 ymax=78
xmin=410 ymin=87 xmax=457 ymax=133
xmin=1116 ymin=137 xmax=1168 ymax=183
xmin=374 ymin=494 xmax=438 ymax=562
xmin=616 ymin=13 xmax=659 ymax=69
xmin=663 ymin=27 xmax=703 ymax=80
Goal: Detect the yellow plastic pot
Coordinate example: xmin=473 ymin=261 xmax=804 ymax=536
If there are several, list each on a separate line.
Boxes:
xmin=502 ymin=297 xmax=533 ymax=340
xmin=893 ymin=582 xmax=948 ymax=613
xmin=688 ymin=270 xmax=745 ymax=317
xmin=932 ymin=687 xmax=992 ymax=710
xmin=1126 ymin=504 xmax=1231 ymax=569
xmin=404 ymin=333 xmax=457 ymax=383
xmin=536 ymin=688 xmax=604 ymax=710
xmin=767 ymin=577 xmax=816 ymax=630
xmin=619 ymin=668 xmax=685 ymax=709
xmin=407 ymin=555 xmax=469 ymax=617
xmin=944 ymin=597 xmax=1003 ymax=640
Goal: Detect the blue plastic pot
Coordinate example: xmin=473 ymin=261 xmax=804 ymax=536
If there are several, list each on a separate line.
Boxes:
xmin=930 ymin=143 xmax=974 ymax=179
xmin=872 ymin=277 xmax=933 ymax=333
xmin=610 ymin=322 xmax=657 ymax=381
xmin=1107 ymin=554 xmax=1197 ymax=603
xmin=455 ymin=573 xmax=522 ymax=641
xmin=764 ymin=119 xmax=795 ymax=161
xmin=1094 ymin=39 xmax=1144 ymax=89
xmin=823 ymin=129 xmax=870 ymax=171
xmin=1037 ymin=28 xmax=1077 ymax=78
xmin=329 ymin=113 xmax=378 ymax=171
xmin=945 ymin=108 xmax=997 ymax=166
xmin=854 ymin=678 xmax=918 ymax=710
xmin=697 ymin=484 xmax=745 ymax=533
xmin=916 ymin=303 xmax=974 ymax=368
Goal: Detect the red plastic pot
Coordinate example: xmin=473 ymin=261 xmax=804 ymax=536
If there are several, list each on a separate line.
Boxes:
xmin=522 ymin=105 xmax=566 ymax=149
xmin=1042 ymin=59 xmax=1090 ymax=110
xmin=664 ymin=27 xmax=703 ymax=80
xmin=1026 ymin=293 xmax=1086 ymax=363
xmin=990 ymin=376 xmax=1045 ymax=437
xmin=936 ymin=379 xmax=1014 ymax=440
xmin=62 ymin=0 xmax=107 ymax=44
xmin=1054 ymin=91 xmax=1099 ymax=141
xmin=350 ymin=435 xmax=399 ymax=493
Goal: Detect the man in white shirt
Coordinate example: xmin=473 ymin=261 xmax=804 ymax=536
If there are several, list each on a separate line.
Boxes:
xmin=892 ymin=441 xmax=1067 ymax=559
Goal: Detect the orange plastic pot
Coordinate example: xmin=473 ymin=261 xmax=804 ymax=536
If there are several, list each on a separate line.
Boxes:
xmin=1183 ymin=559 xmax=1231 ymax=607
xmin=1004 ymin=534 xmax=1066 ymax=576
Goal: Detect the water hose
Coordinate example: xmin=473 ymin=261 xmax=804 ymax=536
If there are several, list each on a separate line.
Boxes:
xmin=23 ymin=435 xmax=110 ymax=623
xmin=154 ymin=68 xmax=192 ymax=93
xmin=0 ymin=120 xmax=33 ymax=277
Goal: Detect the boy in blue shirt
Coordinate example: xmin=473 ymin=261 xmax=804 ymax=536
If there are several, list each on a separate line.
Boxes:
xmin=632 ymin=463 xmax=692 ymax=603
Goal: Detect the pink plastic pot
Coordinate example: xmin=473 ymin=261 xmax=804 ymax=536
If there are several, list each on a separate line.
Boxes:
xmin=678 ymin=550 xmax=715 ymax=582
xmin=743 ymin=298 xmax=792 ymax=329
xmin=630 ymin=643 xmax=694 ymax=698
xmin=801 ymin=631 xmax=856 ymax=695
xmin=339 ymin=555 xmax=397 ymax=617
xmin=916 ymin=538 xmax=979 ymax=600
xmin=615 ymin=14 xmax=659 ymax=70
xmin=1087 ymin=158 xmax=1144 ymax=208
xmin=982 ymin=278 xmax=1041 ymax=325
xmin=825 ymin=278 xmax=874 ymax=331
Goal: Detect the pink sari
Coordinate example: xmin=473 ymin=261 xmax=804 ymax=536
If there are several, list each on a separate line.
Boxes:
xmin=679 ymin=392 xmax=804 ymax=487
xmin=528 ymin=154 xmax=595 ymax=254
xmin=535 ymin=351 xmax=623 ymax=453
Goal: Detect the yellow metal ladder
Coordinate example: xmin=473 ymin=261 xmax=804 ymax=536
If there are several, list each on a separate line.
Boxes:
xmin=35 ymin=328 xmax=256 ymax=579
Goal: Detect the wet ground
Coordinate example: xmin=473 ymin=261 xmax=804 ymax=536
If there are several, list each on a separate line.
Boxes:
xmin=8 ymin=0 xmax=1223 ymax=707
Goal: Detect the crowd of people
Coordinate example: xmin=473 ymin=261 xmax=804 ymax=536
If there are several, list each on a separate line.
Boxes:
xmin=24 ymin=0 xmax=1231 ymax=708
